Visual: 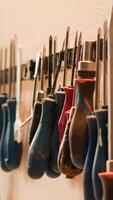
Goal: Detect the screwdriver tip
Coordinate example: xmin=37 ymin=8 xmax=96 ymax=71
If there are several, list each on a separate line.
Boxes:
xmin=66 ymin=26 xmax=70 ymax=32
xmin=97 ymin=27 xmax=102 ymax=35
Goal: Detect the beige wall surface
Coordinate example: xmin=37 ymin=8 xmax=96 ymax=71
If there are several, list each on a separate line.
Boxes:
xmin=0 ymin=0 xmax=110 ymax=62
xmin=0 ymin=1 xmax=111 ymax=200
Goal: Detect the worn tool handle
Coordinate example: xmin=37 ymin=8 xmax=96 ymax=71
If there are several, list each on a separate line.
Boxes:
xmin=99 ymin=172 xmax=113 ymax=200
xmin=0 ymin=103 xmax=11 ymax=171
xmin=48 ymin=91 xmax=65 ymax=174
xmin=58 ymin=86 xmax=74 ymax=142
xmin=83 ymin=116 xmax=97 ymax=200
xmin=69 ymin=78 xmax=95 ymax=169
xmin=92 ymin=109 xmax=108 ymax=200
xmin=27 ymin=98 xmax=56 ymax=179
xmin=3 ymin=98 xmax=22 ymax=170
xmin=46 ymin=161 xmax=60 ymax=178
xmin=28 ymin=102 xmax=42 ymax=144
xmin=58 ymin=107 xmax=82 ymax=178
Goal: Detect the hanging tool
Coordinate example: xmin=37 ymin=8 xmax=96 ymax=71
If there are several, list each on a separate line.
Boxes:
xmin=58 ymin=26 xmax=74 ymax=143
xmin=99 ymin=172 xmax=113 ymax=200
xmin=27 ymin=51 xmax=42 ymax=144
xmin=0 ymin=41 xmax=14 ymax=171
xmin=3 ymin=41 xmax=23 ymax=170
xmin=69 ymin=59 xmax=96 ymax=169
xmin=98 ymin=4 xmax=113 ymax=200
xmin=27 ymin=98 xmax=56 ymax=179
xmin=83 ymin=115 xmax=97 ymax=200
xmin=92 ymin=27 xmax=108 ymax=200
xmin=82 ymin=37 xmax=100 ymax=200
xmin=27 ymin=36 xmax=66 ymax=179
xmin=27 ymin=35 xmax=57 ymax=179
xmin=0 ymin=47 xmax=11 ymax=172
xmin=57 ymin=107 xmax=82 ymax=178
xmin=46 ymin=41 xmax=66 ymax=177
xmin=57 ymin=33 xmax=83 ymax=178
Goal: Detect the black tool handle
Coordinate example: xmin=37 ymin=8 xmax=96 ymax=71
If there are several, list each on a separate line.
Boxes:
xmin=27 ymin=98 xmax=56 ymax=179
xmin=28 ymin=102 xmax=42 ymax=144
xmin=48 ymin=91 xmax=65 ymax=173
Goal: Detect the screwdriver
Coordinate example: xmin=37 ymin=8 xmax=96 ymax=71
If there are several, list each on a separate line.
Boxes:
xmin=27 ymin=35 xmax=57 ymax=179
xmin=49 ymin=34 xmax=78 ymax=175
xmin=0 ymin=47 xmax=11 ymax=172
xmin=98 ymin=12 xmax=113 ymax=200
xmin=46 ymin=40 xmax=66 ymax=177
xmin=92 ymin=25 xmax=108 ymax=200
xmin=58 ymin=27 xmax=74 ymax=143
xmin=3 ymin=40 xmax=22 ymax=170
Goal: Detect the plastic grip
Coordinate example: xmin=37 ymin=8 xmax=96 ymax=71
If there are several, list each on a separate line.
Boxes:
xmin=46 ymin=161 xmax=60 ymax=178
xmin=49 ymin=91 xmax=65 ymax=173
xmin=69 ymin=79 xmax=95 ymax=169
xmin=92 ymin=109 xmax=108 ymax=200
xmin=0 ymin=104 xmax=11 ymax=171
xmin=27 ymin=98 xmax=56 ymax=179
xmin=3 ymin=98 xmax=22 ymax=170
xmin=58 ymin=86 xmax=74 ymax=142
xmin=58 ymin=107 xmax=82 ymax=178
xmin=99 ymin=172 xmax=113 ymax=200
xmin=83 ymin=116 xmax=97 ymax=200
xmin=28 ymin=102 xmax=42 ymax=144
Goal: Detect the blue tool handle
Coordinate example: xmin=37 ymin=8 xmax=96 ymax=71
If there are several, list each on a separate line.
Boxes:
xmin=92 ymin=109 xmax=108 ymax=200
xmin=4 ymin=98 xmax=22 ymax=170
xmin=27 ymin=98 xmax=56 ymax=179
xmin=0 ymin=103 xmax=11 ymax=171
xmin=83 ymin=116 xmax=97 ymax=200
